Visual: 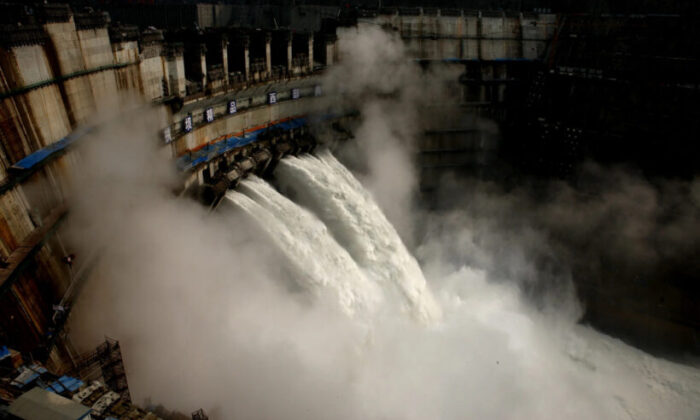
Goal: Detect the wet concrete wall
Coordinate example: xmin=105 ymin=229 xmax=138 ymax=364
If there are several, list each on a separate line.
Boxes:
xmin=0 ymin=7 xmax=160 ymax=369
xmin=111 ymin=39 xmax=141 ymax=92
xmin=0 ymin=3 xmax=340 ymax=369
xmin=77 ymin=27 xmax=119 ymax=111
xmin=363 ymin=10 xmax=556 ymax=60
xmin=44 ymin=19 xmax=95 ymax=125
xmin=0 ymin=44 xmax=72 ymax=149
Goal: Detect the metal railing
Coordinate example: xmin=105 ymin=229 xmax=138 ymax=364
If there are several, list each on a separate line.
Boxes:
xmin=166 ymin=80 xmax=321 ymax=143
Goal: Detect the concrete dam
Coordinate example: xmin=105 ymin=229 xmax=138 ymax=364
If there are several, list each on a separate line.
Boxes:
xmin=0 ymin=2 xmax=699 ymax=419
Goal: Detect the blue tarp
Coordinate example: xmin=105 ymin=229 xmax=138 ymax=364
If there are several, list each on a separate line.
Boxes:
xmin=177 ymin=117 xmax=307 ymax=171
xmin=58 ymin=375 xmax=84 ymax=392
xmin=12 ymin=364 xmax=47 ymax=388
xmin=0 ymin=345 xmax=9 ymax=360
xmin=11 ymin=126 xmax=93 ymax=171
xmin=43 ymin=376 xmax=84 ymax=393
xmin=11 ymin=137 xmax=73 ymax=170
xmin=43 ymin=380 xmax=65 ymax=393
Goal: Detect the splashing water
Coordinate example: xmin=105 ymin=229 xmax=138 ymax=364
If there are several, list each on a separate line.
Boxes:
xmin=225 ymin=176 xmax=382 ymax=317
xmin=71 ymin=143 xmax=700 ymax=419
xmin=222 ymin=151 xmax=700 ymax=419
xmin=274 ymin=150 xmax=442 ymax=322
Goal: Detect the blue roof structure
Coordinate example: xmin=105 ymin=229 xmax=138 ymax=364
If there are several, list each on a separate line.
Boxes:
xmin=10 ymin=126 xmax=93 ymax=171
xmin=58 ymin=375 xmax=85 ymax=392
xmin=42 ymin=376 xmax=85 ymax=393
xmin=12 ymin=364 xmax=48 ymax=388
xmin=9 ymin=387 xmax=92 ymax=420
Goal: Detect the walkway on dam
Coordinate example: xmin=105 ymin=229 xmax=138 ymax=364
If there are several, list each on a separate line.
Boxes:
xmin=178 ymin=75 xmax=322 ymax=117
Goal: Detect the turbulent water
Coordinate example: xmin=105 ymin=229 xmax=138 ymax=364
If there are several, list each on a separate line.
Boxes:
xmin=225 ymin=176 xmax=382 ymax=316
xmin=221 ymin=151 xmax=700 ymax=419
xmin=62 ymin=26 xmax=700 ymax=418
xmin=225 ymin=150 xmax=441 ymax=322
xmin=274 ymin=151 xmax=442 ymax=322
xmin=72 ymin=144 xmax=700 ymax=420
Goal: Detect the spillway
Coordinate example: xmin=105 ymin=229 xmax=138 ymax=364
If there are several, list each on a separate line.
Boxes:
xmin=210 ymin=150 xmax=700 ymax=419
xmin=60 ymin=140 xmax=700 ymax=419
xmin=225 ymin=150 xmax=442 ymax=322
xmin=224 ymin=176 xmax=382 ymax=317
xmin=274 ymin=151 xmax=442 ymax=323
xmin=0 ymin=3 xmax=698 ymax=418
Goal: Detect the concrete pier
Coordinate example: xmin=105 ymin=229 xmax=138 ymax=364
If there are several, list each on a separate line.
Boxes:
xmin=42 ymin=5 xmax=94 ymax=125
xmin=0 ymin=28 xmax=72 ymax=151
xmin=76 ymin=16 xmax=119 ymax=111
xmin=164 ymin=43 xmax=186 ymax=97
xmin=138 ymin=29 xmax=165 ymax=101
xmin=109 ymin=25 xmax=141 ymax=92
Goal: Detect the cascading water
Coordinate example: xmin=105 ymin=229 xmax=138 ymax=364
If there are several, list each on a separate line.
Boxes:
xmin=224 ymin=176 xmax=383 ymax=317
xmin=65 ymin=24 xmax=700 ymax=418
xmin=272 ymin=150 xmax=442 ymax=322
xmin=217 ymin=150 xmax=700 ymax=419
xmin=71 ymin=134 xmax=700 ymax=419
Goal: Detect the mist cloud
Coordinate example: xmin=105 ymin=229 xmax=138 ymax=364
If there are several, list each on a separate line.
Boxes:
xmin=321 ymin=25 xmax=460 ymax=243
xmin=64 ymin=28 xmax=700 ymax=420
xmin=420 ymin=162 xmax=700 ymax=321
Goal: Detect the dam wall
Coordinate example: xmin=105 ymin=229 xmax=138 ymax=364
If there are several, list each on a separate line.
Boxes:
xmin=360 ymin=9 xmax=556 ymax=61
xmin=0 ymin=0 xmax=694 ymax=387
xmin=348 ymin=10 xmax=557 ymax=193
xmin=0 ymin=7 xmax=136 ymax=372
xmin=0 ymin=3 xmax=342 ymax=374
xmin=165 ymin=76 xmax=328 ymax=201
xmin=109 ymin=27 xmax=142 ymax=93
xmin=0 ymin=5 xmax=557 ymax=371
xmin=11 ymin=3 xmax=690 ymax=376
xmin=76 ymin=25 xmax=119 ymax=111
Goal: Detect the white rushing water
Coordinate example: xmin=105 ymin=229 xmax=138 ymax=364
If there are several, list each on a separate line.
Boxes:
xmin=221 ymin=151 xmax=700 ymax=419
xmin=72 ymin=142 xmax=700 ymax=419
xmin=274 ymin=150 xmax=442 ymax=322
xmin=225 ymin=176 xmax=382 ymax=316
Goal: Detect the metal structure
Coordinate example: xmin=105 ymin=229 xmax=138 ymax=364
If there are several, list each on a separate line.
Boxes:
xmin=508 ymin=14 xmax=700 ymax=179
xmin=192 ymin=408 xmax=209 ymax=420
xmin=73 ymin=338 xmax=131 ymax=403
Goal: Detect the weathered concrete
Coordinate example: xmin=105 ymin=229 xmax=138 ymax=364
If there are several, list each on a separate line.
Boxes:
xmin=362 ymin=10 xmax=556 ymax=61
xmin=0 ymin=44 xmax=72 ymax=149
xmin=138 ymin=30 xmax=165 ymax=101
xmin=172 ymin=79 xmax=323 ymax=155
xmin=0 ymin=2 xmax=342 ymax=371
xmin=78 ymin=27 xmax=120 ymax=109
xmin=164 ymin=44 xmax=186 ymax=97
xmin=44 ymin=18 xmax=95 ymax=124
xmin=109 ymin=28 xmax=141 ymax=92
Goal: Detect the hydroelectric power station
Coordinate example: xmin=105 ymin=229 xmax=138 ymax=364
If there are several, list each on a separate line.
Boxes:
xmin=0 ymin=2 xmax=698 ymax=419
